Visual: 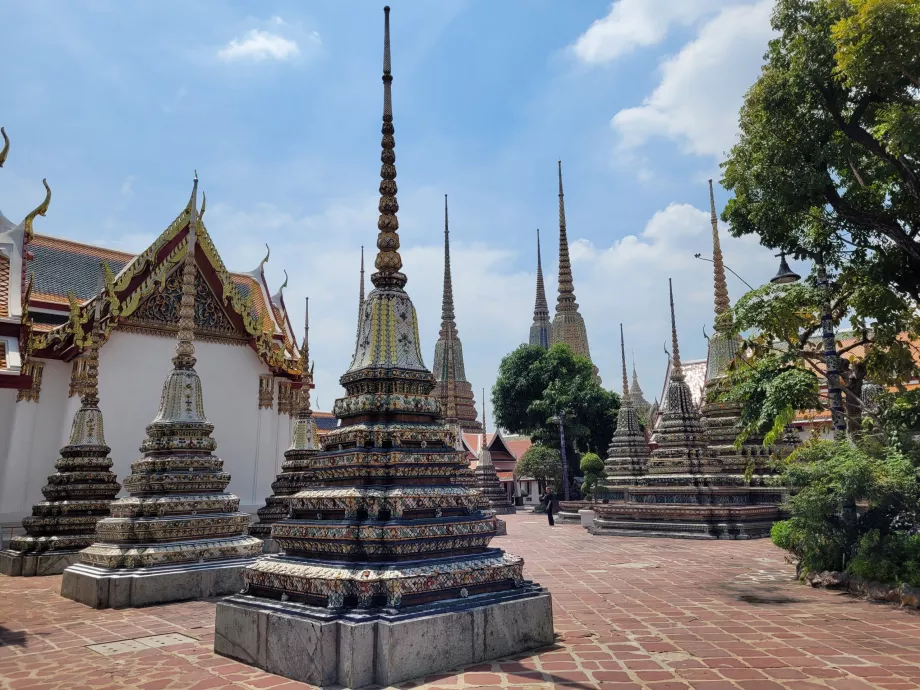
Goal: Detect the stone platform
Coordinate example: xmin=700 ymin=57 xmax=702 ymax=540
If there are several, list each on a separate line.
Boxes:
xmin=0 ymin=549 xmax=80 ymax=577
xmin=591 ymin=503 xmax=778 ymax=539
xmin=215 ymin=585 xmax=553 ymax=687
xmin=61 ymin=556 xmax=260 ymax=609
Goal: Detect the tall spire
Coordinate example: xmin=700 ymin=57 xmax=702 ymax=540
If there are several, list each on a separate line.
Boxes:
xmin=708 ymin=179 xmax=731 ymax=324
xmin=356 ymin=246 xmax=365 ymax=345
xmin=173 ymin=175 xmax=198 ymax=371
xmin=620 ymin=324 xmax=629 ymax=400
xmin=372 ymin=5 xmax=404 ymax=289
xmin=555 ymin=161 xmax=576 ymax=312
xmin=442 ymin=195 xmax=455 ymax=324
xmin=479 ymin=387 xmax=492 ymax=467
xmin=529 ymin=229 xmax=551 ymax=348
xmin=668 ymin=278 xmax=683 ymax=380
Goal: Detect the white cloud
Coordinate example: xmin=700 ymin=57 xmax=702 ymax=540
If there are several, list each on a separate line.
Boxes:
xmin=611 ymin=0 xmax=775 ymax=158
xmin=218 ymin=29 xmax=301 ymax=62
xmin=119 ymin=175 xmax=135 ymax=198
xmin=572 ymin=0 xmax=737 ymax=64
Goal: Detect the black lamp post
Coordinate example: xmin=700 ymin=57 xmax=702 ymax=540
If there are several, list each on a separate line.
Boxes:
xmin=770 ymin=251 xmax=846 ymax=439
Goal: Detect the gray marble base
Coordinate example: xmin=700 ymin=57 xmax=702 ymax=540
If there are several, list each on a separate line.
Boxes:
xmin=0 ymin=549 xmax=80 ymax=577
xmin=260 ymin=538 xmax=281 ymax=554
xmin=590 ymin=517 xmax=773 ymax=540
xmin=215 ymin=588 xmax=554 ymax=688
xmin=60 ymin=557 xmax=261 ymax=609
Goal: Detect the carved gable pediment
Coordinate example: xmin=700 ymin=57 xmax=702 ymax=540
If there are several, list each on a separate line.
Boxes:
xmin=123 ymin=268 xmax=246 ymax=341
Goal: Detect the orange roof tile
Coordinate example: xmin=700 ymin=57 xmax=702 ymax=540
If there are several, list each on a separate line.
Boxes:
xmin=0 ymin=341 xmax=6 ymax=370
xmin=30 ymin=234 xmax=134 ymax=263
xmin=0 ymin=253 xmax=9 ymax=318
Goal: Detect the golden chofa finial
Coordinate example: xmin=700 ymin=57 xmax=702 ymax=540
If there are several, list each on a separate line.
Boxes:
xmin=372 ymin=5 xmax=406 ymax=289
xmin=0 ymin=127 xmax=9 ymax=168
xmin=24 ymin=179 xmax=51 ymax=244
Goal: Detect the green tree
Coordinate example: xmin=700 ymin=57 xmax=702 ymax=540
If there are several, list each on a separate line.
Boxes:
xmin=492 ymin=344 xmax=619 ymax=457
xmin=514 ymin=445 xmax=562 ymax=495
xmin=719 ymin=0 xmax=920 ymax=437
xmin=578 ymin=452 xmax=605 ymax=501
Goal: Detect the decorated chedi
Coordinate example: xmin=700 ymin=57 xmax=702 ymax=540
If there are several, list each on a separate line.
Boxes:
xmin=594 ymin=325 xmax=650 ymax=505
xmin=591 ymin=280 xmax=783 ymax=539
xmin=472 ymin=390 xmax=514 ymax=515
xmin=0 ymin=267 xmax=120 ymax=577
xmin=61 ymin=178 xmax=262 ymax=608
xmin=529 ymin=229 xmax=551 ymax=348
xmin=213 ymin=10 xmax=552 ymax=687
xmin=551 ymin=161 xmax=599 ymax=383
xmin=629 ymin=361 xmax=652 ymax=427
xmin=700 ymin=179 xmax=780 ymax=483
xmin=432 ymin=194 xmax=481 ymax=432
xmin=250 ymin=298 xmax=319 ymax=552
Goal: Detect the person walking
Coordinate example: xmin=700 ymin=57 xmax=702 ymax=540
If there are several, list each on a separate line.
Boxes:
xmin=540 ymin=488 xmax=556 ymax=527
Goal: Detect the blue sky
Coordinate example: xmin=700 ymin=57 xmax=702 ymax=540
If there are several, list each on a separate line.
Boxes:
xmin=1 ymin=0 xmax=808 ymax=424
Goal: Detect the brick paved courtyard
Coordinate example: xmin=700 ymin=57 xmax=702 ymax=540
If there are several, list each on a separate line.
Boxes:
xmin=2 ymin=512 xmax=919 ymax=689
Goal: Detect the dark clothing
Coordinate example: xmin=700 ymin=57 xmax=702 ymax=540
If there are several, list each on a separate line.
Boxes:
xmin=541 ymin=491 xmax=556 ymax=526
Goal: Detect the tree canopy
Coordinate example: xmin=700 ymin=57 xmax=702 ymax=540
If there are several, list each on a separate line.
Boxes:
xmin=492 ymin=343 xmax=620 ymax=456
xmin=718 ymin=0 xmax=920 ymax=439
xmin=514 ymin=445 xmax=562 ymax=494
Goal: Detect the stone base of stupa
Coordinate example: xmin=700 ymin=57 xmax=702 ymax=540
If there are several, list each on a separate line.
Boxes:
xmin=590 ymin=504 xmax=780 ymax=540
xmin=61 ymin=556 xmax=261 ymax=609
xmin=259 ymin=538 xmax=281 ymax=554
xmin=0 ymin=549 xmax=81 ymax=577
xmin=556 ymin=501 xmax=589 ymax=524
xmin=215 ymin=585 xmax=553 ymax=688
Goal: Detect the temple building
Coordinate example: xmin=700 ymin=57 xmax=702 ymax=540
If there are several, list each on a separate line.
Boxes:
xmin=528 ymin=229 xmax=550 ymax=348
xmin=61 ymin=178 xmax=263 ymax=608
xmin=0 ymin=134 xmax=305 ymax=527
xmin=462 ymin=430 xmax=529 ymax=505
xmin=214 ymin=10 xmax=551 ymax=686
xmin=431 ymin=195 xmax=481 ymax=432
xmin=551 ymin=161 xmax=599 ymax=382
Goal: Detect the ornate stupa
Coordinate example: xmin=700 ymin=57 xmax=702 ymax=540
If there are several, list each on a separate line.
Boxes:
xmin=595 ymin=325 xmax=650 ymax=502
xmin=472 ymin=390 xmax=514 ymax=515
xmin=630 ymin=359 xmax=652 ymax=425
xmin=529 ymin=229 xmax=551 ymax=348
xmin=700 ymin=179 xmax=774 ymax=474
xmin=591 ymin=280 xmax=784 ymax=539
xmin=250 ymin=298 xmax=319 ymax=552
xmin=214 ymin=10 xmax=551 ymax=686
xmin=61 ymin=178 xmax=262 ymax=608
xmin=0 ymin=267 xmax=120 ymax=577
xmin=550 ymin=161 xmax=599 ymax=382
xmin=432 ymin=194 xmax=482 ymax=432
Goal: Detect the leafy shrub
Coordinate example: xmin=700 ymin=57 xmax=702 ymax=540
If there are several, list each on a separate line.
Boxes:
xmin=849 ymin=530 xmax=920 ymax=587
xmin=579 ymin=452 xmax=605 ymax=501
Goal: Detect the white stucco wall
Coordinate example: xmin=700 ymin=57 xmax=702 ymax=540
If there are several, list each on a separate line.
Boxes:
xmin=0 ymin=330 xmax=289 ymax=521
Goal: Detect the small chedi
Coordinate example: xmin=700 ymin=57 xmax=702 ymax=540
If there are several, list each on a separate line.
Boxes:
xmin=472 ymin=391 xmax=514 ymax=515
xmin=61 ymin=182 xmax=262 ymax=607
xmin=595 ymin=324 xmax=651 ymax=501
xmin=250 ymin=298 xmax=319 ymax=552
xmin=214 ymin=9 xmax=552 ymax=687
xmin=432 ymin=194 xmax=482 ymax=432
xmin=591 ymin=278 xmax=784 ymax=539
xmin=0 ymin=269 xmax=120 ymax=577
xmin=529 ymin=228 xmax=551 ymax=348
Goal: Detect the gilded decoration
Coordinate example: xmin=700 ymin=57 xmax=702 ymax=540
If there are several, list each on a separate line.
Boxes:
xmin=126 ymin=270 xmax=239 ymax=339
xmin=278 ymin=381 xmax=293 ymax=416
xmin=16 ymin=360 xmax=43 ymax=403
xmin=259 ymin=375 xmax=274 ymax=410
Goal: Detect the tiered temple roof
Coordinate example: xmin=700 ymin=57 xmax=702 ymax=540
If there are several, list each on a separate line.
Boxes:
xmin=432 ymin=195 xmax=481 ymax=432
xmin=0 ymin=126 xmax=46 ymax=390
xmin=528 ymin=229 xmax=550 ymax=348
xmin=550 ymin=161 xmax=598 ymax=381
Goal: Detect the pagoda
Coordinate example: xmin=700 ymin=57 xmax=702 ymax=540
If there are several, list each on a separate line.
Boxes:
xmin=214 ymin=9 xmax=552 ymax=687
xmin=591 ymin=279 xmax=783 ymax=539
xmin=61 ymin=178 xmax=262 ymax=608
xmin=250 ymin=298 xmax=319 ymax=553
xmin=0 ymin=267 xmax=120 ymax=576
xmin=432 ymin=194 xmax=481 ymax=432
xmin=595 ymin=325 xmax=651 ymax=502
xmin=630 ymin=361 xmax=652 ymax=425
xmin=472 ymin=391 xmax=514 ymax=515
xmin=528 ymin=229 xmax=551 ymax=348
